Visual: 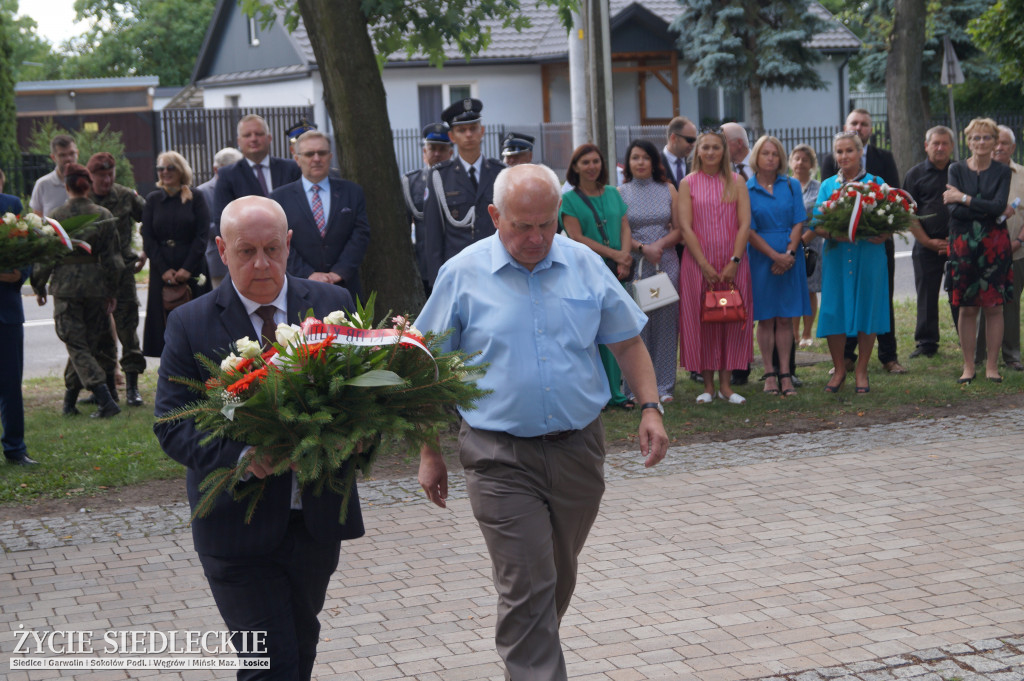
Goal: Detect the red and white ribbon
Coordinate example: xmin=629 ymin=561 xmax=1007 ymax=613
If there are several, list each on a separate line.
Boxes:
xmin=45 ymin=217 xmax=92 ymax=254
xmin=847 ymin=191 xmax=863 ymax=241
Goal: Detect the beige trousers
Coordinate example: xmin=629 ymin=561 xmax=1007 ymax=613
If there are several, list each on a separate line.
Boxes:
xmin=459 ymin=418 xmax=606 ymax=681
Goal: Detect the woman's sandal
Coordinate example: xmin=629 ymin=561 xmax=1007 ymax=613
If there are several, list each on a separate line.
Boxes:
xmin=778 ymin=373 xmax=797 ymax=397
xmin=762 ymin=372 xmax=780 ymax=395
xmin=824 ymin=373 xmax=846 ymax=393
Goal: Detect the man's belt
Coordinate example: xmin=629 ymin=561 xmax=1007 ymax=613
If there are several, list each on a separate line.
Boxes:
xmin=510 ymin=429 xmax=579 ymax=442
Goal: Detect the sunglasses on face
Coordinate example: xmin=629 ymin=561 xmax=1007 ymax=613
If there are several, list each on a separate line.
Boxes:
xmin=156 ymin=165 xmax=179 ymax=172
xmin=675 ymin=134 xmax=697 ymax=144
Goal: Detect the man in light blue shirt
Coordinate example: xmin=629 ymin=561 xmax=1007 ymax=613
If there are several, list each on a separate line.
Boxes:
xmin=417 ymin=164 xmax=668 ymax=681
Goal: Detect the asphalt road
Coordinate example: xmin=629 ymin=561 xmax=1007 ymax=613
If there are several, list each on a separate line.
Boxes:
xmin=19 ymin=246 xmax=919 ymax=381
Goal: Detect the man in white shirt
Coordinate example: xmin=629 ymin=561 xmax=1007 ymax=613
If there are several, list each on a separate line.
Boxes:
xmin=30 ymin=134 xmax=79 ymax=217
xmin=662 ymin=116 xmax=697 ymax=188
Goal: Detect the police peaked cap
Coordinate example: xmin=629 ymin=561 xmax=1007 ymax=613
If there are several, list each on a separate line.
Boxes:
xmin=421 ymin=123 xmax=452 ymax=145
xmin=501 ymin=132 xmax=535 ymax=156
xmin=441 ymin=98 xmax=483 ymax=127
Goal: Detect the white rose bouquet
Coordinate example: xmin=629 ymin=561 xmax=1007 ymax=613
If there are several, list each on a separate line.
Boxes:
xmin=157 ymin=294 xmax=488 ymax=524
xmin=0 ymin=212 xmax=97 ymax=270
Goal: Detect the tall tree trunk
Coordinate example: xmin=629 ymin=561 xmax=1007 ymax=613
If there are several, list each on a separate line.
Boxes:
xmin=296 ymin=0 xmax=425 ymax=317
xmin=885 ymin=0 xmax=927 ymax=183
xmin=747 ymin=79 xmax=764 ymax=134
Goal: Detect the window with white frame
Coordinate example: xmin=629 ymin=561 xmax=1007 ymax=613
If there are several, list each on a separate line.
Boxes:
xmin=418 ymin=83 xmax=475 ymax=129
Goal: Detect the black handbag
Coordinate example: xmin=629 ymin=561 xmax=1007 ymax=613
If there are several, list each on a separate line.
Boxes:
xmin=572 ymin=187 xmax=635 ymax=280
xmin=805 ymin=247 xmax=818 ymax=276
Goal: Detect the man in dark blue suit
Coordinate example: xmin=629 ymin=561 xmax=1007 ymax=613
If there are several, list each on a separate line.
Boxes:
xmin=212 ymin=114 xmax=301 ymax=246
xmin=1 ymin=193 xmax=38 ymax=466
xmin=154 ymin=196 xmax=364 ymax=680
xmin=271 ymin=130 xmax=370 ymax=302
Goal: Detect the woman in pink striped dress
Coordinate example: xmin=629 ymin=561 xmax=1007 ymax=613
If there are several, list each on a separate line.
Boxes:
xmin=676 ymin=130 xmax=753 ymax=404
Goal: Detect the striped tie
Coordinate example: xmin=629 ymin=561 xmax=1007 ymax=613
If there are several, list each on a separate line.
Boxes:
xmin=312 ymin=184 xmax=326 ymax=237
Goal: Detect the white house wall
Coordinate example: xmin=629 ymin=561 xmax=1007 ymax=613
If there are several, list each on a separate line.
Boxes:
xmin=203 ymin=79 xmax=317 ymax=111
xmin=760 ymin=59 xmax=845 ymax=129
xmin=381 ymin=64 xmax=545 ymax=130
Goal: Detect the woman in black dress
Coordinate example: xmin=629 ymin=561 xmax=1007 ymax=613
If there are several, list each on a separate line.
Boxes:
xmin=141 ymin=151 xmax=210 ymax=357
xmin=943 ymin=118 xmax=1012 ymax=384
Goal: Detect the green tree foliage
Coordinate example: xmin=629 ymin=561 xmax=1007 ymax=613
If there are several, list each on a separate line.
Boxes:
xmin=238 ymin=0 xmax=574 ymax=317
xmin=670 ymin=0 xmax=829 ymax=131
xmin=0 ymin=11 xmax=20 ymax=185
xmin=242 ymin=0 xmax=567 ymax=68
xmin=1 ymin=0 xmax=61 ymax=82
xmin=832 ymin=0 xmax=1024 ymax=113
xmin=27 ymin=119 xmax=136 ymax=190
xmin=59 ymin=0 xmax=217 ymax=86
xmin=969 ymin=0 xmax=1024 ymax=93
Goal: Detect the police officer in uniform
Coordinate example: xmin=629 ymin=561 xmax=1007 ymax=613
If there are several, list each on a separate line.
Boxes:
xmin=500 ymin=132 xmax=535 ymax=166
xmin=87 ymin=152 xmax=147 ymax=407
xmin=421 ymin=98 xmax=505 ymax=286
xmin=402 ymin=123 xmax=453 ymax=294
xmin=32 ymin=164 xmax=125 ymax=418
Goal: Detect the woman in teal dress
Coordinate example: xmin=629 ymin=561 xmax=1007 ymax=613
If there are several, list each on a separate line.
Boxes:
xmin=560 ymin=143 xmax=634 ymax=408
xmin=813 ymin=131 xmax=891 ymax=394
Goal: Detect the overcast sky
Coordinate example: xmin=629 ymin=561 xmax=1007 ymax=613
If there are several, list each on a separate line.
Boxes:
xmin=21 ymin=0 xmax=89 ymax=45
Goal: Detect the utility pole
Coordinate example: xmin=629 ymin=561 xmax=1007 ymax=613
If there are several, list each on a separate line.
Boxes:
xmin=571 ymin=0 xmax=615 ymax=168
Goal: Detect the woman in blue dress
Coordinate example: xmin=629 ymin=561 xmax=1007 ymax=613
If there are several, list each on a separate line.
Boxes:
xmin=746 ymin=136 xmax=811 ymax=397
xmin=813 ymin=131 xmax=891 ymax=394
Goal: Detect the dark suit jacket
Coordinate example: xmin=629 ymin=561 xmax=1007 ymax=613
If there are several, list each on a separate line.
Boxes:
xmin=153 ymin=276 xmax=364 ymax=558
xmin=0 ymin=194 xmax=26 ymax=325
xmin=661 ymin=151 xmax=688 ymax=189
xmin=195 ymin=176 xmax=227 ymax=280
xmin=422 ymin=156 xmax=505 ymax=285
xmin=821 ymin=144 xmax=901 ymax=188
xmin=212 ymin=156 xmax=301 ymax=231
xmin=271 ymin=177 xmax=370 ymax=302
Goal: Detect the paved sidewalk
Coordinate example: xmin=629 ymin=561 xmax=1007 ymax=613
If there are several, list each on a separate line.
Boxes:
xmin=3 ymin=410 xmax=1024 ymax=680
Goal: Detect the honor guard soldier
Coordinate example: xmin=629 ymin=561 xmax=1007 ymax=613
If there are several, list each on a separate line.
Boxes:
xmin=421 ymin=98 xmax=505 ymax=286
xmin=402 ymin=123 xmax=453 ymax=294
xmin=500 ymin=132 xmax=535 ymax=166
xmin=87 ymin=152 xmax=147 ymax=407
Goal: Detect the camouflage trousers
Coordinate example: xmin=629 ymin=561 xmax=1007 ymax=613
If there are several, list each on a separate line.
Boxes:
xmin=54 ymin=297 xmax=116 ymax=391
xmin=113 ymin=268 xmax=145 ymax=373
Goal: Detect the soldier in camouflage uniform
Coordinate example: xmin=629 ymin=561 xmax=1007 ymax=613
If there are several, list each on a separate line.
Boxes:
xmin=31 ymin=164 xmax=125 ymax=418
xmin=87 ymin=152 xmax=147 ymax=406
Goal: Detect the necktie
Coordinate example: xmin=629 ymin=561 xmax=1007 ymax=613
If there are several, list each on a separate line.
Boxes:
xmin=311 ymin=185 xmax=326 ymax=237
xmin=468 ymin=165 xmax=478 ymax=192
xmin=674 ymin=158 xmax=684 ymax=182
xmin=735 ymin=163 xmax=743 ymax=178
xmin=253 ymin=163 xmax=270 ymax=196
xmin=256 ymin=305 xmax=277 ymax=350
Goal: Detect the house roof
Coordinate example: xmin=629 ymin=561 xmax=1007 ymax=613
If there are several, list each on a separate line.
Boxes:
xmin=16 ymin=76 xmax=160 ymax=92
xmin=192 ymin=0 xmax=859 ymax=84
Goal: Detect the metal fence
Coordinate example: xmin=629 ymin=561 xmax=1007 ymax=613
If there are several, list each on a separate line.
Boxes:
xmin=161 ymin=106 xmax=314 ymax=185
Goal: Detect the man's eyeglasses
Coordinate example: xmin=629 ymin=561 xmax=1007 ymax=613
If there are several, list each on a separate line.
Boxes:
xmin=298 ymin=150 xmax=331 ymax=158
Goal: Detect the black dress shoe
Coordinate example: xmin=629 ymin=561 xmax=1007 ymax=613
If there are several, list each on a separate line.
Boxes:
xmin=689 ymin=371 xmax=703 ymax=383
xmin=909 ymin=346 xmax=937 ymax=359
xmin=7 ymin=455 xmax=39 ymax=466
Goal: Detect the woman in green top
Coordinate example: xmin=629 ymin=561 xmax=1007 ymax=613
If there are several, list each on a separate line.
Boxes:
xmin=560 ymin=143 xmax=635 ymax=409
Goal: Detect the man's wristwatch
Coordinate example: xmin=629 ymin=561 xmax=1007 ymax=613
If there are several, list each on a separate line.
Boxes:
xmin=960 ymin=194 xmax=969 ymax=205
xmin=640 ymin=402 xmax=665 ymax=415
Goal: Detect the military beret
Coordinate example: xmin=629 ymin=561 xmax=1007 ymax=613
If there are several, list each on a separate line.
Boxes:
xmin=86 ymin=152 xmax=117 ymax=173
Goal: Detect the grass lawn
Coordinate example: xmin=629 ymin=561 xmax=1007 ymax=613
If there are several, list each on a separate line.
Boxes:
xmin=2 ymin=299 xmax=1021 ymax=506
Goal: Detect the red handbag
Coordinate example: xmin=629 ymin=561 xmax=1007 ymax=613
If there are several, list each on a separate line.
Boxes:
xmin=701 ymin=285 xmax=746 ymax=324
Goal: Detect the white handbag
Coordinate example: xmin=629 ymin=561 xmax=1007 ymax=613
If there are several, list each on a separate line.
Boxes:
xmin=630 ymin=264 xmax=679 ymax=312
